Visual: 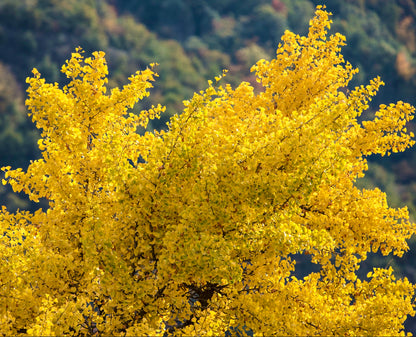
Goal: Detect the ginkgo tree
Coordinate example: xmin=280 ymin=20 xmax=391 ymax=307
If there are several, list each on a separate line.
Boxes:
xmin=1 ymin=6 xmax=416 ymax=336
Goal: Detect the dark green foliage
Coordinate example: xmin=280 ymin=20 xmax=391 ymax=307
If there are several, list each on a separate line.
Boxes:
xmin=283 ymin=0 xmax=315 ymax=35
xmin=238 ymin=4 xmax=288 ymax=49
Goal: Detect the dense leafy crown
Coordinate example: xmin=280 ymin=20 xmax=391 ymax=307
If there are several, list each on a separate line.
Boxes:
xmin=1 ymin=6 xmax=416 ymax=336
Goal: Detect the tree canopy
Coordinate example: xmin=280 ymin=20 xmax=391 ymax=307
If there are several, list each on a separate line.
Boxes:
xmin=1 ymin=7 xmax=415 ymax=336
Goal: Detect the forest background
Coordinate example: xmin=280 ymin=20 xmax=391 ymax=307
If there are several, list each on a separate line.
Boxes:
xmin=1 ymin=0 xmax=416 ymax=332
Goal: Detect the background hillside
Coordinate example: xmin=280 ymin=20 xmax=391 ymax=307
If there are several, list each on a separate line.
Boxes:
xmin=2 ymin=0 xmax=416 ymax=331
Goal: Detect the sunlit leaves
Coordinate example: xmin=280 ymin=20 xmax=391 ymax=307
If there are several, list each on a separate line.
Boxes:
xmin=0 ymin=6 xmax=415 ymax=336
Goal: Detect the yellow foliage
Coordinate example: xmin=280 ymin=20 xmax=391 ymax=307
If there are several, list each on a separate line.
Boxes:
xmin=1 ymin=6 xmax=415 ymax=336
